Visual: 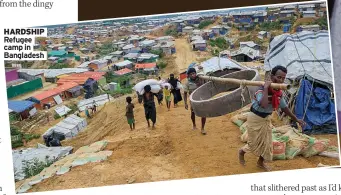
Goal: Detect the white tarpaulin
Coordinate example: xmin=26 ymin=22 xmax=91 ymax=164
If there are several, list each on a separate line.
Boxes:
xmin=199 ymin=57 xmax=245 ymax=74
xmin=13 ymin=145 xmax=73 ymax=181
xmin=264 ymin=31 xmax=333 ymax=85
xmin=53 ymin=95 xmax=63 ymax=105
xmin=55 ymin=105 xmax=72 ymax=117
xmin=77 ymin=94 xmax=113 ymax=112
xmin=29 ymin=108 xmax=37 ymax=116
xmin=42 ymin=114 xmax=87 ymax=140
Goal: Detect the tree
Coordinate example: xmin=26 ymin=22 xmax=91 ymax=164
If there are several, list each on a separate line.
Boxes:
xmin=198 ymin=20 xmax=214 ymax=29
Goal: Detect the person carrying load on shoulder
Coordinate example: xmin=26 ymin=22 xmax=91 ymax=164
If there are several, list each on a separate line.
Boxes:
xmin=238 ymin=65 xmax=306 ymax=172
xmin=183 ymin=67 xmax=207 ymax=135
xmin=138 ymin=85 xmax=159 ymax=130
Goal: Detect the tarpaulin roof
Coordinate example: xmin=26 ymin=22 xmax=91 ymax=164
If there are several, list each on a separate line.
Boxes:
xmin=199 ymin=57 xmax=244 ymax=74
xmin=33 ymin=82 xmax=79 ymax=101
xmin=264 ymin=31 xmax=333 ymax=84
xmin=57 ymin=72 xmax=104 ymax=85
xmin=295 ymin=79 xmax=336 ymax=134
xmin=114 ymin=68 xmax=132 ymax=75
xmin=8 ymin=100 xmax=35 ymax=113
xmin=114 ymin=60 xmax=133 ymax=67
xmin=135 ymin=63 xmax=156 ymax=69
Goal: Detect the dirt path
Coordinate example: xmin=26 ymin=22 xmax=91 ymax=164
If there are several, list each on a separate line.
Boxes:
xmin=174 ymin=38 xmax=198 ymax=73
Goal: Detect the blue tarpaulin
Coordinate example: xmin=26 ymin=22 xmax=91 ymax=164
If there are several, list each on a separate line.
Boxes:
xmin=294 ymin=80 xmax=337 ymax=134
xmin=8 ymin=100 xmax=35 ymax=113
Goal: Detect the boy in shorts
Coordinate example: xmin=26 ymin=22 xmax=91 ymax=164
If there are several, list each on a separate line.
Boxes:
xmin=126 ymin=96 xmax=135 ymax=130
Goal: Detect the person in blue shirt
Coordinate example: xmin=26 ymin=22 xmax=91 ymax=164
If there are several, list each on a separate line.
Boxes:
xmin=238 ymin=65 xmax=306 ymax=172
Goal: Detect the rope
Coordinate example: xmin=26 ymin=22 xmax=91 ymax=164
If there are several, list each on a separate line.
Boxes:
xmin=240 ymin=79 xmax=251 ymax=108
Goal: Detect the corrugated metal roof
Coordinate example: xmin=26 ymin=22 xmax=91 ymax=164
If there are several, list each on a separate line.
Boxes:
xmin=298 ymin=4 xmax=316 ymax=8
xmin=8 ymin=100 xmax=35 ymax=113
xmin=302 ymin=11 xmax=316 ymax=14
xmin=114 ymin=60 xmax=133 ymax=67
xmin=123 ymin=53 xmax=140 ymax=58
xmin=138 ymin=53 xmax=159 ymax=59
xmin=122 ymin=44 xmax=135 ymax=50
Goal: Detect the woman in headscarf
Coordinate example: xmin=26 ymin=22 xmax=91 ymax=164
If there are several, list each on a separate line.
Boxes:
xmin=238 ymin=65 xmax=306 ymax=171
xmin=138 ymin=85 xmax=158 ymax=129
xmin=168 ymin=73 xmax=182 ymax=107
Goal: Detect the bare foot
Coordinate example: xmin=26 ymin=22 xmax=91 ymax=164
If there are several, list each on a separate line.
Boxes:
xmin=239 ymin=149 xmax=246 ymax=166
xmin=257 ymin=163 xmax=271 ymax=171
xmin=192 ymin=126 xmax=197 ymax=130
xmin=152 ymin=126 xmax=156 ymax=130
xmin=201 ymin=129 xmax=207 ymax=135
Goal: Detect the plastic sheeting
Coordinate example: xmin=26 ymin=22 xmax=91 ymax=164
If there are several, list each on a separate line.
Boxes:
xmin=12 ymin=145 xmax=73 ymax=181
xmin=264 ymin=31 xmax=333 ymax=85
xmin=294 ymin=80 xmax=337 ymax=134
xmin=199 ymin=57 xmax=244 ymax=75
xmin=43 ymin=114 xmax=87 ymax=140
xmin=77 ymin=94 xmax=113 ymax=111
xmin=8 ymin=100 xmax=35 ymax=113
xmin=16 ymin=141 xmax=112 ymax=194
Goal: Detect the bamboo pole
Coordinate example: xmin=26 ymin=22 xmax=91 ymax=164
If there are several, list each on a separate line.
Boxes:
xmin=198 ymin=75 xmax=290 ymax=90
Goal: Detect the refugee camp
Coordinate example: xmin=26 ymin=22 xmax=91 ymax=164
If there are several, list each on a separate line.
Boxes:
xmin=4 ymin=1 xmax=339 ymax=193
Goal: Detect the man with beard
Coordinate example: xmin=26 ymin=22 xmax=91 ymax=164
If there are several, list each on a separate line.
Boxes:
xmin=168 ymin=73 xmax=182 ymax=107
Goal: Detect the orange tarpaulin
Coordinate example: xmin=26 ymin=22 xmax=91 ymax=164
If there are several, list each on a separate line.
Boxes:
xmin=135 ymin=63 xmax=156 ymax=69
xmin=114 ymin=68 xmax=132 ymax=75
xmin=33 ymin=82 xmax=79 ymax=101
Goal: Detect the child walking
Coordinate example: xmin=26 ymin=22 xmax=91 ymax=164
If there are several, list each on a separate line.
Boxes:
xmin=126 ymin=96 xmax=135 ymax=130
xmin=164 ymin=85 xmax=172 ymax=111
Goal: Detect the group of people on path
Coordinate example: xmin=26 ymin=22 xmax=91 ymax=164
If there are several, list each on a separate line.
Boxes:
xmin=125 ymin=68 xmax=207 ymax=134
xmin=125 ymin=65 xmax=306 ymax=172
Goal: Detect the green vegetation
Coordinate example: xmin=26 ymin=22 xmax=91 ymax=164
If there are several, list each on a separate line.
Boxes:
xmin=209 ymin=37 xmax=229 ymax=50
xmin=11 ymin=126 xmax=40 ymax=149
xmin=157 ymin=60 xmax=168 ymax=69
xmin=150 ymin=49 xmax=164 ymax=58
xmin=314 ymin=16 xmax=328 ymax=29
xmin=98 ymin=42 xmax=114 ymax=56
xmin=259 ymin=21 xmax=282 ymax=31
xmin=165 ymin=28 xmax=178 ymax=37
xmin=22 ymin=157 xmax=55 ymax=180
xmin=198 ymin=20 xmax=214 ymax=29
xmin=48 ymin=63 xmax=69 ymax=69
